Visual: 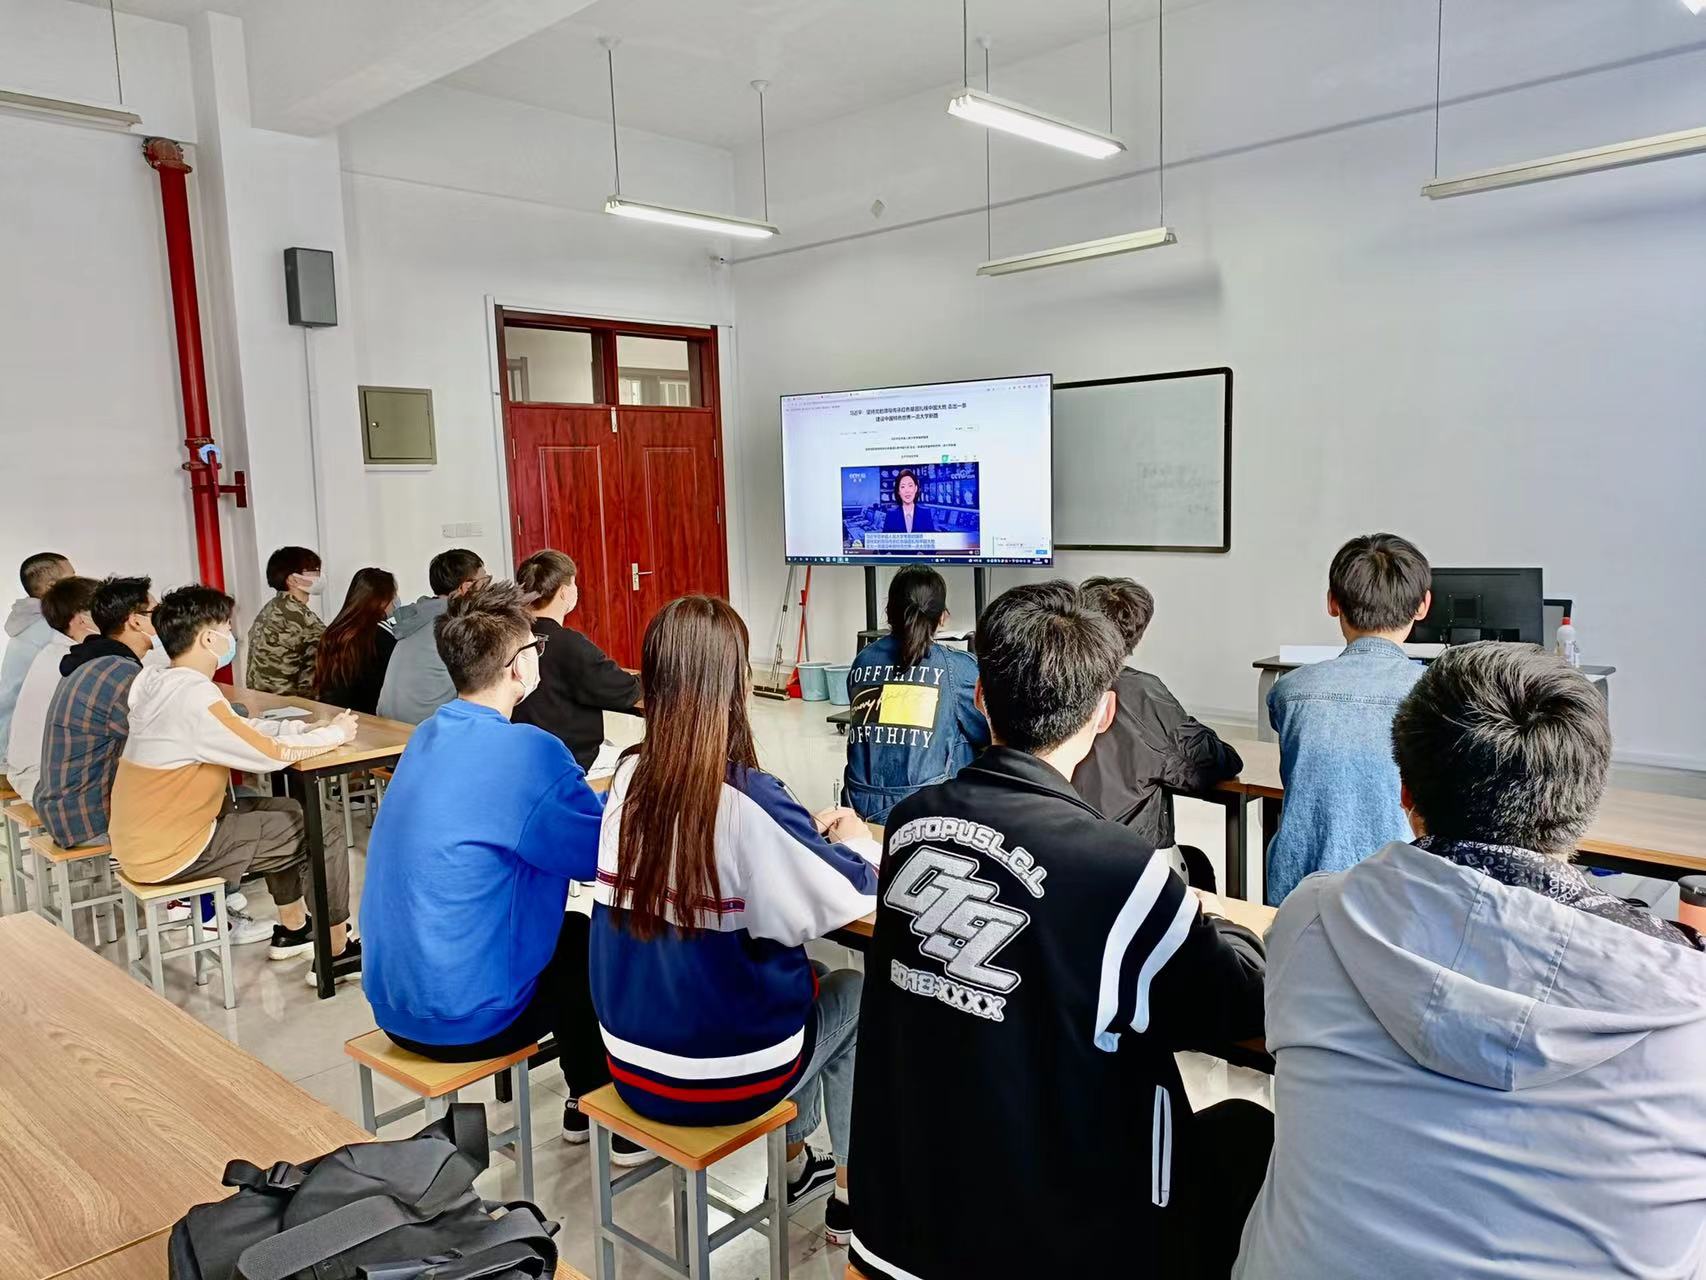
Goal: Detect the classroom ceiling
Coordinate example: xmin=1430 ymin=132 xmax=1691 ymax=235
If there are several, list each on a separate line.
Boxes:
xmin=443 ymin=0 xmax=1213 ymax=149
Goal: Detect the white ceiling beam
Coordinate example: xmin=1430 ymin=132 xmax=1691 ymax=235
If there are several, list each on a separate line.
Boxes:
xmin=250 ymin=0 xmax=601 ymax=136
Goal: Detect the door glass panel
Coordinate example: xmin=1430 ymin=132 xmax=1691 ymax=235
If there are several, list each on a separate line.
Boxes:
xmin=616 ymin=335 xmax=702 ymax=407
xmin=503 ymin=326 xmax=597 ymax=403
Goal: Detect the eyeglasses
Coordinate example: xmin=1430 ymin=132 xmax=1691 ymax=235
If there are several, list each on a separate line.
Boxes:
xmin=509 ymin=636 xmax=547 ymax=664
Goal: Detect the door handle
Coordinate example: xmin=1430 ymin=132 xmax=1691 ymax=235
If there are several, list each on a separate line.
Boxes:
xmin=631 ymin=563 xmax=653 ymax=591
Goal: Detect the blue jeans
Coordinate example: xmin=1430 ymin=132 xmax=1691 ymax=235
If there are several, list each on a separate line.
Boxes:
xmin=785 ymin=961 xmax=861 ymax=1168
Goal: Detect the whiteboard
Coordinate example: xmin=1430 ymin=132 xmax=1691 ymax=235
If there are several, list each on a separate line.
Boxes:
xmin=1052 ymin=369 xmax=1231 ymax=552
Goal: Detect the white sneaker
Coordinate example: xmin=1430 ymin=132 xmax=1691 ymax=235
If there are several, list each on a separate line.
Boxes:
xmin=226 ymin=891 xmax=248 ymax=913
xmin=226 ymin=914 xmax=277 ymax=945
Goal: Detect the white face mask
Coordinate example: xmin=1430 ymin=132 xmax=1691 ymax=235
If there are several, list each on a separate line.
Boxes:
xmin=291 ymin=572 xmax=325 ymax=596
xmin=514 ymin=648 xmax=541 ymax=700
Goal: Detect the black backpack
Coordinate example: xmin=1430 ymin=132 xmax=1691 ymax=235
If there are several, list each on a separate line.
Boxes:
xmin=168 ymin=1105 xmax=558 ymax=1279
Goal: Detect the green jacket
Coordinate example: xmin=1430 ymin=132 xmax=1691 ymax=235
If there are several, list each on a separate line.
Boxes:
xmin=245 ymin=593 xmax=324 ymax=697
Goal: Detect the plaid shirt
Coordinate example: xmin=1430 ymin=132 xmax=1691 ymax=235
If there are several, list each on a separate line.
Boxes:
xmin=35 ymin=653 xmax=139 ymax=850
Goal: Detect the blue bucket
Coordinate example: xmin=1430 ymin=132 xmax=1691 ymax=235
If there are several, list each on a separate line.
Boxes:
xmin=797 ymin=662 xmax=831 ymax=701
xmin=826 ymin=664 xmax=852 ymax=706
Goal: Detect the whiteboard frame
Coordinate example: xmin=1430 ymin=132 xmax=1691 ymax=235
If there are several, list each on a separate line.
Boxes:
xmin=1053 ymin=366 xmax=1233 ymax=554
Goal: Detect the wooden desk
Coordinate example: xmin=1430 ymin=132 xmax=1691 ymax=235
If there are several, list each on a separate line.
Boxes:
xmin=0 ymin=914 xmax=372 ymax=1278
xmin=1250 ymin=655 xmax=1615 ymax=745
xmin=54 ymin=1233 xmax=166 ymax=1279
xmin=1209 ymin=736 xmax=1706 ymax=898
xmin=218 ymin=684 xmax=414 ymax=997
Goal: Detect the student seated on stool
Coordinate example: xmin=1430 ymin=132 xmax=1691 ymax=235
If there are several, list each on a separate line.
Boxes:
xmin=1072 ymin=577 xmax=1242 ymax=888
xmin=850 ymin=582 xmax=1270 ymax=1280
xmin=592 ymin=596 xmax=877 ymax=1244
xmin=34 ymin=576 xmax=155 ymax=852
xmin=359 ymin=583 xmax=642 ymax=1158
xmin=5 ymin=574 xmax=100 ymax=803
xmin=1238 ymin=643 xmax=1706 ymax=1278
xmin=109 ymin=585 xmax=357 ymax=967
xmin=0 ymin=552 xmax=76 ymax=768
xmin=1264 ymin=532 xmax=1432 ymax=904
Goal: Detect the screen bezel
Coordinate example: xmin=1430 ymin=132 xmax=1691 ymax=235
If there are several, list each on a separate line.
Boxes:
xmin=779 ymin=372 xmax=1055 ymax=567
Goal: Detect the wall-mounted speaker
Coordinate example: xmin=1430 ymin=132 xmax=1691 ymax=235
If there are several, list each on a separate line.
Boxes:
xmin=284 ymin=247 xmax=337 ymax=327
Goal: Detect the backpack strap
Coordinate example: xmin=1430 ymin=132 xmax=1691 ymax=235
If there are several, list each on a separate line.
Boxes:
xmin=235 ymin=1194 xmax=420 ymax=1280
xmin=223 ymin=1159 xmax=307 ymax=1195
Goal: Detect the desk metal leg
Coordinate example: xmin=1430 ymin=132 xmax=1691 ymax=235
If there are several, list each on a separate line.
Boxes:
xmin=1254 ymin=669 xmax=1280 ymax=744
xmin=290 ymin=770 xmax=336 ymax=1000
xmin=1218 ymin=794 xmax=1248 ymax=902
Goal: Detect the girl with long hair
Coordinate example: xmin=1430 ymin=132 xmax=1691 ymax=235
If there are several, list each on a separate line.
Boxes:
xmin=589 ymin=595 xmax=875 ymax=1242
xmin=314 ymin=567 xmax=398 ymax=714
xmin=843 ymin=564 xmax=989 ymax=822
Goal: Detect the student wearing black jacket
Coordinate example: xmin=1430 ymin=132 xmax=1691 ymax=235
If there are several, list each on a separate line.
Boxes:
xmin=849 ymin=581 xmax=1269 ymax=1280
xmin=512 ymin=550 xmax=640 ymax=769
xmin=1073 ymin=578 xmax=1243 ymax=881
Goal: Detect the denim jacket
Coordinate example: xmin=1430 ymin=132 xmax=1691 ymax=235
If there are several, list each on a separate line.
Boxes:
xmin=842 ymin=633 xmax=989 ymax=824
xmin=1264 ymin=636 xmax=1423 ymax=904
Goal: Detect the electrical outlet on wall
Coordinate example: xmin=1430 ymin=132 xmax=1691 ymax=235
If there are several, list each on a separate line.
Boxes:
xmin=440 ymin=522 xmax=484 ymax=538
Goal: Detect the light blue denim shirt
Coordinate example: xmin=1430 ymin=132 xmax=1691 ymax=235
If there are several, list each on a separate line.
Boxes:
xmin=1264 ymin=636 xmax=1423 ymax=904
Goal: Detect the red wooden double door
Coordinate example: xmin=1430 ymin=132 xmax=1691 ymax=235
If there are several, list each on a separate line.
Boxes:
xmin=500 ymin=311 xmax=728 ymax=669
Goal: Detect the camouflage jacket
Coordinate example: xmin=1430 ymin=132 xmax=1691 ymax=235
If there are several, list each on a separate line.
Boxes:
xmin=245 ymin=593 xmax=325 ymax=697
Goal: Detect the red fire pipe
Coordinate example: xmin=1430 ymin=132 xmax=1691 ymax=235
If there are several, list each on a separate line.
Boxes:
xmin=144 ymin=137 xmax=243 ymax=591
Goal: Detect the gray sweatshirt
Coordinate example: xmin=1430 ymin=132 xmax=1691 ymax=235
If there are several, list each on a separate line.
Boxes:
xmin=375 ymin=596 xmax=453 ymax=726
xmin=1237 ymin=840 xmax=1706 ymax=1280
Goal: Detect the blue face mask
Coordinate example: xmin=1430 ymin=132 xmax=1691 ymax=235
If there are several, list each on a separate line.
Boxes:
xmin=213 ymin=629 xmax=237 ymax=668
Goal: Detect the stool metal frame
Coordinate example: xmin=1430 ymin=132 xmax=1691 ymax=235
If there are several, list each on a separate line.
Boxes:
xmin=586 ymin=1118 xmax=790 ymax=1280
xmin=352 ymin=1055 xmax=535 ymax=1200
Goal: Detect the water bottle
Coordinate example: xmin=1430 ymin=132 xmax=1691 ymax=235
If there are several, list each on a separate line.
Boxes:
xmin=1556 ymin=616 xmax=1580 ymax=668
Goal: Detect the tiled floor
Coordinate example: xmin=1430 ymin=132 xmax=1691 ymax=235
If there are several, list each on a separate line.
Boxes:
xmin=16 ymin=695 xmax=1270 ymax=1277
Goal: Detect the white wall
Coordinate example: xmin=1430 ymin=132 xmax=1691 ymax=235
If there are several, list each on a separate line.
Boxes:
xmin=728 ymin=0 xmax=1706 ymax=768
xmin=0 ymin=3 xmax=203 ymax=620
xmin=340 ymin=84 xmax=738 ymax=599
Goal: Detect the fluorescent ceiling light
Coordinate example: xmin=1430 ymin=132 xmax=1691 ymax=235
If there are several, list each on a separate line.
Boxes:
xmin=604 ymin=196 xmax=778 ymax=239
xmin=0 ymin=89 xmax=140 ymax=131
xmin=1422 ymin=124 xmax=1706 ymax=199
xmin=978 ymin=226 xmax=1176 ymax=276
xmin=1685 ymin=0 xmax=1704 ymax=14
xmin=948 ymin=87 xmax=1126 ymax=160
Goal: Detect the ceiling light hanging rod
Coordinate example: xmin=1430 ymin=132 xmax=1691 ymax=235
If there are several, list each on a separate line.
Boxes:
xmin=107 ymin=0 xmax=124 ymax=104
xmin=752 ymin=79 xmax=771 ymax=222
xmin=600 ymin=36 xmax=621 ymax=196
xmin=1107 ymin=0 xmax=1114 ymax=133
xmin=982 ymin=36 xmax=992 ymax=261
xmin=1432 ymin=0 xmax=1444 ymax=179
xmin=1157 ymin=0 xmax=1165 ymax=223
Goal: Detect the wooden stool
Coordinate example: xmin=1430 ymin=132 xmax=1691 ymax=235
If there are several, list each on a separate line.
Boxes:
xmin=344 ymin=1030 xmax=538 ymax=1200
xmin=0 ymin=791 xmax=32 ymax=913
xmin=27 ymin=832 xmax=119 ymax=944
xmin=117 ymin=872 xmax=237 ymax=1009
xmin=579 ymin=1083 xmax=795 ymax=1280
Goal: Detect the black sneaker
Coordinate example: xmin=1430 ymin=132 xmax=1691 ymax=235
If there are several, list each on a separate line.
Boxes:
xmin=823 ymin=1193 xmax=852 ymax=1247
xmin=774 ymin=1144 xmax=836 ymax=1209
xmin=304 ymin=937 xmax=361 ymax=987
xmin=268 ymin=919 xmax=314 ymax=960
xmin=563 ymin=1098 xmax=650 ymax=1167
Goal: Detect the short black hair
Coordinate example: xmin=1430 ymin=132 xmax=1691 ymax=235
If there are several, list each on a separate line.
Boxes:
xmin=91 ymin=576 xmax=153 ymax=638
xmin=40 ymin=576 xmax=98 ymax=634
xmin=1393 ymin=642 xmax=1611 ymax=857
xmin=429 ymin=548 xmax=485 ymax=597
xmin=1328 ymin=533 xmax=1431 ymax=633
xmin=435 ymin=581 xmax=535 ymax=694
xmin=154 ymin=584 xmax=236 ymax=659
xmin=1079 ymin=577 xmax=1155 ymax=654
xmin=516 ymin=549 xmax=576 ymax=604
xmin=20 ymin=552 xmax=72 ymax=598
xmin=265 ymin=546 xmax=322 ymax=592
xmin=975 ymin=581 xmax=1124 ymax=753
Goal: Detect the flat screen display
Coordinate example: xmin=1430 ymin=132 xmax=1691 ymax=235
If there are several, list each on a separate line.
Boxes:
xmin=780 ymin=374 xmax=1053 ymax=565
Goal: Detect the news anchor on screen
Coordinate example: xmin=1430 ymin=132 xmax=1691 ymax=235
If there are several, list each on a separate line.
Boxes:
xmin=881 ymin=469 xmax=937 ymax=534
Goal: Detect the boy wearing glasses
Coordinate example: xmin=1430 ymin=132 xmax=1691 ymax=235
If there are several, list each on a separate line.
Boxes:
xmin=361 ymin=582 xmax=624 ymax=1150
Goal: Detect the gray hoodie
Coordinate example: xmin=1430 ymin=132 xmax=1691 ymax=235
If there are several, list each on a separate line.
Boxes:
xmin=0 ymin=598 xmax=50 ymax=769
xmin=1236 ymin=841 xmax=1706 ymax=1280
xmin=375 ymin=595 xmax=453 ymax=725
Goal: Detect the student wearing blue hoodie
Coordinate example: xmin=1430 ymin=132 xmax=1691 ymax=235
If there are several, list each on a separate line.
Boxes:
xmin=1237 ymin=644 xmax=1706 ymax=1280
xmin=361 ymin=581 xmax=635 ymax=1154
xmin=593 ymin=595 xmax=879 ymax=1246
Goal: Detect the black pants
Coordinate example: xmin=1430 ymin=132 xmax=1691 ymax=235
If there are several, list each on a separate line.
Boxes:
xmin=387 ymin=912 xmax=609 ymax=1099
xmin=1177 ymin=1099 xmax=1275 ymax=1278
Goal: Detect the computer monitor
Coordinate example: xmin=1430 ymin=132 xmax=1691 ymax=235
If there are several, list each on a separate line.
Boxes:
xmin=1411 ymin=567 xmax=1545 ymax=647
